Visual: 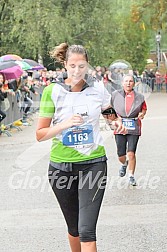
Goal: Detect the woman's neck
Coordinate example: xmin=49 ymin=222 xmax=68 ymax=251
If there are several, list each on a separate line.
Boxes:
xmin=65 ymin=78 xmax=85 ymax=92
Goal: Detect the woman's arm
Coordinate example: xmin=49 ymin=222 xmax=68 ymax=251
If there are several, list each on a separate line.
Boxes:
xmin=36 ymin=114 xmax=84 ymax=142
xmin=138 ymin=101 xmax=147 ymax=120
xmin=138 ymin=109 xmax=146 ymax=120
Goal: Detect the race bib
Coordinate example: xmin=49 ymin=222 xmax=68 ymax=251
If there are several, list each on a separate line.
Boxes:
xmin=122 ymin=118 xmax=135 ymax=130
xmin=62 ymin=124 xmax=94 ymax=148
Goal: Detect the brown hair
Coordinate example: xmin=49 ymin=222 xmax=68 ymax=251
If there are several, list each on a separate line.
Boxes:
xmin=50 ymin=43 xmax=88 ymax=65
xmin=0 ymin=73 xmax=6 ymax=83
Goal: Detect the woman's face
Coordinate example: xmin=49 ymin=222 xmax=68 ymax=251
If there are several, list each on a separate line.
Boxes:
xmin=122 ymin=76 xmax=135 ymax=92
xmin=0 ymin=74 xmax=4 ymax=84
xmin=64 ymin=53 xmax=88 ymax=85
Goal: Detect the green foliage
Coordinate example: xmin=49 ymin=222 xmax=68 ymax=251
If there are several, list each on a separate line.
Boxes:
xmin=130 ymin=0 xmax=167 ymax=50
xmin=0 ymin=0 xmax=166 ymax=72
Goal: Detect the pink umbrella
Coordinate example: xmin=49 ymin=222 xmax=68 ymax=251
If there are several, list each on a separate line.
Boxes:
xmin=0 ymin=54 xmax=22 ymax=62
xmin=0 ymin=66 xmax=23 ymax=80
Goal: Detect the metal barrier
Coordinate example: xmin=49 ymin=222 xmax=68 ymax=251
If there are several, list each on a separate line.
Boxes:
xmin=3 ymin=93 xmax=23 ymax=126
xmin=0 ymin=92 xmax=23 ymax=136
xmin=0 ymin=85 xmax=44 ymax=137
xmin=140 ymin=77 xmax=167 ymax=92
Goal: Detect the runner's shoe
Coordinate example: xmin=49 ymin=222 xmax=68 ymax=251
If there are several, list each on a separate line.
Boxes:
xmin=119 ymin=163 xmax=127 ymax=177
xmin=129 ymin=176 xmax=137 ymax=186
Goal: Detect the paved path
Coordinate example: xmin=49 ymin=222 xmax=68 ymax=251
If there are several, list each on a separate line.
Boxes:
xmin=0 ymin=93 xmax=167 ymax=252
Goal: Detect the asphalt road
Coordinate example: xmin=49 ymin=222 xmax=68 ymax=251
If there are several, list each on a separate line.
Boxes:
xmin=0 ymin=92 xmax=167 ymax=252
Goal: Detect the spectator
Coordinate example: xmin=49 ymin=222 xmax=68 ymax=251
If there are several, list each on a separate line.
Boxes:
xmin=148 ymin=69 xmax=155 ymax=92
xmin=0 ymin=74 xmax=7 ymax=134
xmin=19 ymin=76 xmax=38 ymax=120
xmin=155 ymin=70 xmax=162 ymax=92
xmin=163 ymin=72 xmax=167 ymax=93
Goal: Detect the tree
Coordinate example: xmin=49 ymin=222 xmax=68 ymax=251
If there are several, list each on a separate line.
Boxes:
xmin=0 ymin=0 xmax=18 ymax=55
xmin=0 ymin=0 xmax=156 ymax=72
xmin=130 ymin=0 xmax=167 ymax=50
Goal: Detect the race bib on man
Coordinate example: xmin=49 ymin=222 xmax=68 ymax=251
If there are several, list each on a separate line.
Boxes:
xmin=62 ymin=124 xmax=94 ymax=148
xmin=122 ymin=118 xmax=135 ymax=130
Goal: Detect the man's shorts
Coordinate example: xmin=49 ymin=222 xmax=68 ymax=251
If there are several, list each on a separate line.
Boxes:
xmin=115 ymin=134 xmax=139 ymax=157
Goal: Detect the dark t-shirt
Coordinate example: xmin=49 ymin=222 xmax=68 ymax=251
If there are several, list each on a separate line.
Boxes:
xmin=8 ymin=80 xmax=18 ymax=92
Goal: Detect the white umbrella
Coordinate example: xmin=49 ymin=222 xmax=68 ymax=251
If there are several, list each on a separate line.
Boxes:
xmin=146 ymin=59 xmax=153 ymax=64
xmin=109 ymin=62 xmax=129 ymax=69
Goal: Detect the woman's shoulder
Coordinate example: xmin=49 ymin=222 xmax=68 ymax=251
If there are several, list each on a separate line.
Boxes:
xmin=43 ymin=82 xmax=59 ymax=93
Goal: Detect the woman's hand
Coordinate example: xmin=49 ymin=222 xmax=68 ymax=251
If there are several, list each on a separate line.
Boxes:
xmin=138 ymin=112 xmax=145 ymax=120
xmin=61 ymin=114 xmax=84 ymax=129
xmin=113 ymin=117 xmax=127 ymax=134
xmin=105 ymin=115 xmax=127 ymax=134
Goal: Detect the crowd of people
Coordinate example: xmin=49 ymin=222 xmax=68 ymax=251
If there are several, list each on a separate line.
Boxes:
xmin=0 ymin=61 xmax=166 ymax=134
xmin=0 ymin=69 xmax=50 ymax=131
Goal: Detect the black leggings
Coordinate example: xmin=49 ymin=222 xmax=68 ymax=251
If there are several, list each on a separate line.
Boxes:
xmin=115 ymin=134 xmax=139 ymax=157
xmin=48 ymin=161 xmax=107 ymax=242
